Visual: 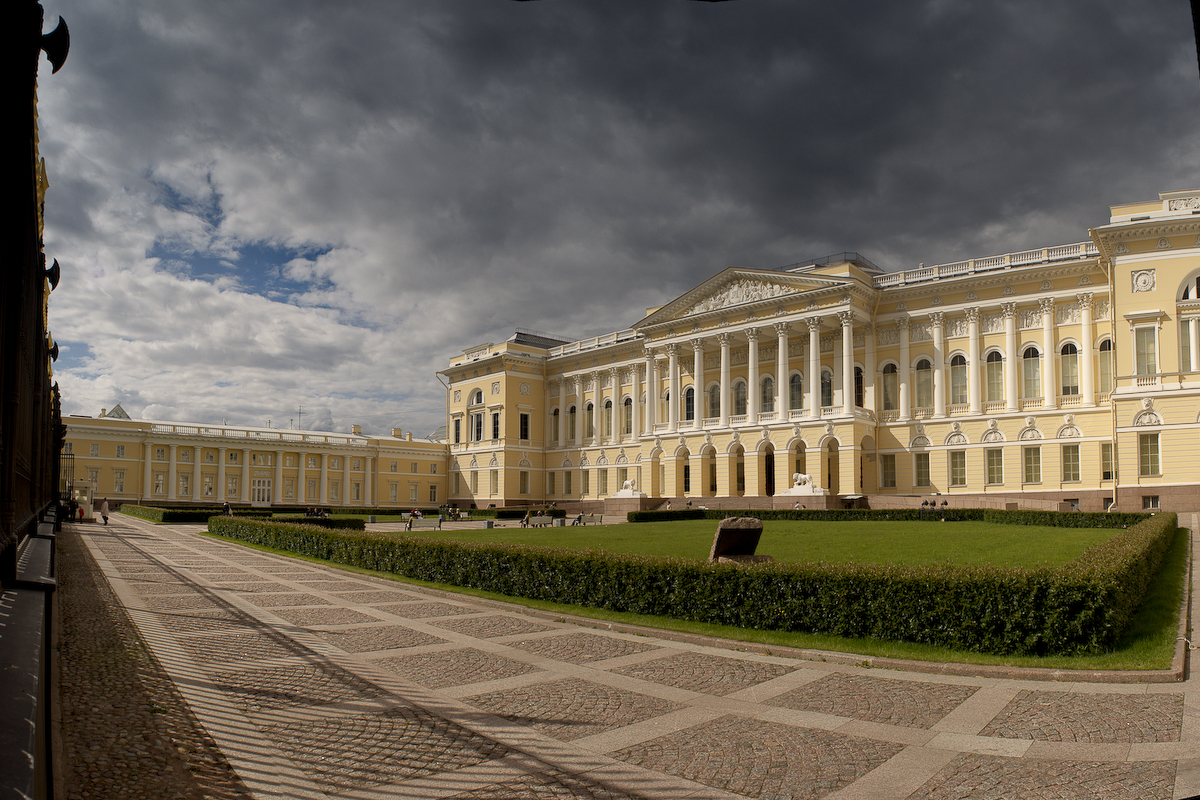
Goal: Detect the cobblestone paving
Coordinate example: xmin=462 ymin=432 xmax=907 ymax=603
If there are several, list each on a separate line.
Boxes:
xmin=58 ymin=528 xmax=252 ymax=800
xmin=124 ymin=579 xmax=198 ymax=594
xmin=379 ymin=600 xmax=478 ymax=618
xmin=443 ymin=769 xmax=647 ymax=799
xmin=208 ymin=580 xmax=295 ymax=592
xmin=141 ymin=593 xmax=228 ymax=611
xmin=611 ymin=651 xmax=796 ymax=695
xmin=507 ymin=631 xmax=659 ymax=663
xmin=261 ymin=705 xmax=510 ymax=790
xmin=467 ymin=677 xmax=683 ymax=740
xmin=912 ymin=753 xmax=1176 ymax=799
xmin=331 ymin=589 xmax=424 ymax=603
xmin=269 ymin=606 xmax=383 ymax=625
xmin=292 ymin=579 xmax=377 ymax=591
xmin=428 ymin=614 xmax=559 ymax=639
xmin=614 ymin=714 xmax=905 ymax=800
xmin=214 ymin=660 xmax=389 ymax=710
xmin=375 ymin=647 xmax=543 ymax=688
xmin=149 ymin=608 xmax=248 ymax=633
xmin=312 ymin=624 xmax=450 ymax=653
xmin=176 ymin=629 xmax=313 ymax=664
xmin=766 ymin=672 xmax=981 ymax=729
xmin=979 ymin=689 xmax=1184 ymax=743
xmin=241 ymin=591 xmax=332 ymax=608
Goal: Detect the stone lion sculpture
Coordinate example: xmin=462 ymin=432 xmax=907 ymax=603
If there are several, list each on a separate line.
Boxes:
xmin=792 ymin=472 xmax=812 ymax=488
xmin=622 ymin=478 xmax=637 ymax=491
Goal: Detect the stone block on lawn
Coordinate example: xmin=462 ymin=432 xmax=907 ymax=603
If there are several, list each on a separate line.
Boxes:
xmin=709 ymin=517 xmax=773 ymax=564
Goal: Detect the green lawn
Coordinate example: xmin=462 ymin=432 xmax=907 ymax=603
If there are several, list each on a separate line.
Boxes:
xmin=399 ymin=519 xmax=1116 ymax=568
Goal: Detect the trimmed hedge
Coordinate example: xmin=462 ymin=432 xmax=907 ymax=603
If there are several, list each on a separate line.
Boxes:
xmin=120 ymin=505 xmax=274 ymax=523
xmin=628 ymin=507 xmax=1151 ymax=528
xmin=207 ymin=512 xmax=1177 ymax=656
xmin=271 ymin=515 xmax=366 ymax=531
xmin=495 ymin=508 xmax=567 ymax=520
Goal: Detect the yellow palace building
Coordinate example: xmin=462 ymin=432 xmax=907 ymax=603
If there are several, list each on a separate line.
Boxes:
xmin=65 ymin=190 xmax=1200 ymax=513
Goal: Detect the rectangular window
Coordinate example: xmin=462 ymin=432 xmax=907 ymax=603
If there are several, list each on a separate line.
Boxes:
xmin=390 ymin=461 xmax=398 ymax=472
xmin=1062 ymin=444 xmax=1080 ymax=483
xmin=181 ymin=449 xmax=192 ymax=463
xmin=470 ymin=471 xmax=478 ymax=494
xmin=154 ymin=472 xmax=165 ymax=494
xmin=709 ymin=461 xmax=717 ymax=493
xmin=914 ymin=453 xmax=930 ymax=488
xmin=88 ymin=468 xmax=99 ymax=487
xmin=228 ymin=475 xmax=240 ymax=497
xmin=430 ymin=463 xmax=438 ymax=474
xmin=520 ymin=413 xmax=530 ymax=440
xmin=519 ymin=471 xmax=529 ymax=495
xmin=179 ymin=473 xmax=190 ymax=495
xmin=949 ymin=451 xmax=966 ymax=487
xmin=1139 ymin=433 xmax=1160 ymax=476
xmin=490 ymin=469 xmax=498 ymax=494
xmin=64 ymin=442 xmax=72 ymax=454
xmin=410 ymin=462 xmax=418 ymax=473
xmin=581 ymin=470 xmax=590 ymax=496
xmin=389 ymin=482 xmax=398 ymax=502
xmin=564 ymin=471 xmax=572 ymax=495
xmin=492 ymin=412 xmax=500 ymax=440
xmin=986 ymin=449 xmax=1002 ymax=485
xmin=682 ymin=463 xmax=690 ymax=493
xmin=600 ymin=469 xmax=609 ymax=495
xmin=207 ymin=474 xmax=218 ymax=497
xmin=114 ymin=470 xmax=124 ymax=493
xmin=1101 ymin=443 xmax=1114 ymax=480
xmin=352 ymin=481 xmax=361 ymax=501
xmin=116 ymin=445 xmax=125 ymax=458
xmin=1135 ymin=326 xmax=1157 ymax=375
xmin=473 ymin=413 xmax=483 ymax=441
xmin=1143 ymin=495 xmax=1159 ymax=510
xmin=547 ymin=471 xmax=555 ymax=495
xmin=409 ymin=482 xmax=418 ymax=502
xmin=454 ymin=418 xmax=461 ymax=444
xmin=156 ymin=447 xmax=166 ymax=461
xmin=617 ymin=467 xmax=628 ymax=490
xmin=351 ymin=459 xmax=361 ymax=470
xmin=1023 ymin=447 xmax=1041 ymax=484
xmin=1183 ymin=322 xmax=1193 ymax=373
xmin=329 ymin=480 xmax=340 ymax=501
xmin=307 ymin=456 xmax=317 ymax=468
xmin=284 ymin=454 xmax=293 ymax=466
xmin=453 ymin=473 xmax=461 ymax=495
xmin=429 ymin=484 xmax=438 ymax=503
xmin=229 ymin=452 xmax=239 ymax=464
xmin=880 ymin=454 xmax=896 ymax=488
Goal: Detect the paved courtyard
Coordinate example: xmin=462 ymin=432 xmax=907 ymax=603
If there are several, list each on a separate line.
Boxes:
xmin=56 ymin=513 xmax=1200 ymax=799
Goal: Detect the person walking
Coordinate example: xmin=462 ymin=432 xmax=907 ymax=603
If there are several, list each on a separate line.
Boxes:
xmin=100 ymin=498 xmax=110 ymax=525
xmin=223 ymin=500 xmax=231 ymax=516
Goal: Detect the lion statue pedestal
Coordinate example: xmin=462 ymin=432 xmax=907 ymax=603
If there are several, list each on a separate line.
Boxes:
xmin=612 ymin=477 xmax=646 ymax=498
xmin=777 ymin=472 xmax=829 ymax=496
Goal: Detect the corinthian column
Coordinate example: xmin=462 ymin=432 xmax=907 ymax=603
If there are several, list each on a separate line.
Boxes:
xmin=930 ymin=312 xmax=945 ymax=418
xmin=1003 ymin=303 xmax=1018 ymax=412
xmin=692 ymin=338 xmax=705 ymax=426
xmin=1079 ymin=294 xmax=1094 ymax=407
xmin=839 ymin=312 xmax=854 ymax=415
xmin=717 ymin=334 xmax=731 ymax=427
xmin=807 ymin=318 xmax=821 ymax=418
xmin=967 ymin=307 xmax=981 ymax=415
xmin=1041 ymin=298 xmax=1056 ymax=410
xmin=666 ymin=344 xmax=680 ymax=433
xmin=774 ymin=322 xmax=789 ymax=417
xmin=898 ymin=317 xmax=911 ymax=421
xmin=746 ymin=329 xmax=760 ymax=422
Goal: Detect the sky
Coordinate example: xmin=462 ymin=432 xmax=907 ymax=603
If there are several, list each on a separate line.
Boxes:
xmin=37 ymin=0 xmax=1200 ymax=438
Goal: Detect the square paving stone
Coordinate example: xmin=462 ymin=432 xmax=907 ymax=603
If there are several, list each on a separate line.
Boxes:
xmin=766 ymin=672 xmax=980 ymax=729
xmin=126 ymin=580 xmax=198 ymax=595
xmin=980 ymin=690 xmax=1184 ymax=743
xmin=242 ymin=592 xmax=331 ymax=608
xmin=261 ymin=705 xmax=509 ymax=790
xmin=141 ymin=594 xmax=227 ymax=611
xmin=913 ymin=753 xmax=1175 ymax=800
xmin=312 ymin=625 xmax=448 ymax=653
xmin=426 ymin=615 xmax=557 ymax=640
xmin=467 ymin=677 xmax=683 ymax=741
xmin=154 ymin=609 xmax=255 ymax=633
xmin=507 ymin=632 xmax=658 ymax=664
xmin=293 ymin=580 xmax=377 ymax=592
xmin=271 ymin=607 xmax=382 ymax=626
xmin=375 ymin=648 xmax=541 ymax=689
xmin=214 ymin=581 xmax=294 ymax=593
xmin=214 ymin=661 xmax=388 ymax=710
xmin=613 ymin=714 xmax=904 ymax=800
xmin=611 ymin=651 xmax=797 ymax=696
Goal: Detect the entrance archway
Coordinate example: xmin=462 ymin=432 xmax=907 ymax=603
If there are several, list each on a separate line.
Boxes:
xmin=764 ymin=446 xmax=775 ymax=496
xmin=826 ymin=440 xmax=840 ymax=495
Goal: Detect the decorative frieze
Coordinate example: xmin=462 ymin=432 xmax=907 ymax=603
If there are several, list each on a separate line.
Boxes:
xmin=683 ymin=279 xmax=795 ymax=316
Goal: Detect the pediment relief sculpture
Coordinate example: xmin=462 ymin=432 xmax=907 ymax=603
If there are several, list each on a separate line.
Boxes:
xmin=681 ymin=279 xmax=798 ymax=317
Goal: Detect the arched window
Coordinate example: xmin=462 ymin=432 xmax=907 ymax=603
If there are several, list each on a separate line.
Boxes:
xmin=568 ymin=405 xmax=577 ymax=440
xmin=950 ymin=355 xmax=967 ymax=405
xmin=585 ymin=403 xmax=594 ymax=438
xmin=733 ymin=381 xmax=747 ymax=416
xmin=604 ymin=399 xmax=613 ymax=436
xmin=789 ymin=373 xmax=803 ymax=410
xmin=472 ymin=390 xmax=483 ymax=405
xmin=623 ymin=397 xmax=633 ymax=434
xmin=1099 ymin=340 xmax=1114 ymax=393
xmin=916 ymin=359 xmax=933 ymax=407
xmin=1023 ymin=346 xmax=1041 ymax=399
xmin=761 ymin=377 xmax=774 ymax=413
xmin=854 ymin=367 xmax=864 ymax=407
xmin=684 ymin=387 xmax=695 ymax=421
xmin=820 ymin=370 xmax=833 ymax=407
xmin=1060 ymin=343 xmax=1079 ymax=396
xmin=551 ymin=408 xmax=560 ymax=443
xmin=985 ymin=351 xmax=1003 ymax=402
xmin=708 ymin=384 xmax=720 ymax=418
xmin=882 ymin=364 xmax=899 ymax=410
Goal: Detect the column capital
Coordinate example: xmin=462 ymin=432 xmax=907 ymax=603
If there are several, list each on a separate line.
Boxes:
xmin=716 ymin=332 xmax=733 ymax=346
xmin=806 ymin=317 xmax=823 ymax=333
xmin=896 ymin=316 xmax=910 ymax=331
xmin=745 ymin=327 xmax=760 ymax=342
xmin=1077 ymin=292 xmax=1094 ymax=310
xmin=1002 ymin=302 xmax=1017 ymax=319
xmin=773 ymin=321 xmax=791 ymax=336
xmin=965 ymin=307 xmax=980 ymax=324
xmin=837 ymin=310 xmax=853 ymax=326
xmin=664 ymin=343 xmax=681 ymax=356
xmin=642 ymin=347 xmax=656 ymax=359
xmin=691 ymin=337 xmax=705 ymax=352
xmin=929 ymin=311 xmax=944 ymax=327
xmin=1039 ymin=297 xmax=1055 ymax=314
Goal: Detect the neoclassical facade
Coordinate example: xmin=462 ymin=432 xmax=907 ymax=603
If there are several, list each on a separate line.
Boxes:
xmin=63 ymin=190 xmax=1200 ymax=513
xmin=443 ymin=190 xmax=1200 ymax=513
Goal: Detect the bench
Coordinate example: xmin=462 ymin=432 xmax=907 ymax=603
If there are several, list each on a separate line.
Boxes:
xmin=572 ymin=514 xmax=602 ymax=525
xmin=407 ymin=517 xmax=441 ymax=531
xmin=400 ymin=512 xmax=412 ymax=521
xmin=529 ymin=514 xmax=555 ymax=527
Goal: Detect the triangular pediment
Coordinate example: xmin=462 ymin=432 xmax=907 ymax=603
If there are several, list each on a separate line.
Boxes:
xmin=635 ymin=268 xmax=850 ymax=328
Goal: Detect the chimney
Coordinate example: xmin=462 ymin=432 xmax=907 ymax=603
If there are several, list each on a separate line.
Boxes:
xmin=392 ymin=427 xmax=403 ymax=438
xmin=406 ymin=433 xmax=413 ymax=441
xmin=352 ymin=424 xmax=362 ymax=435
xmin=99 ymin=408 xmax=107 ymax=418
